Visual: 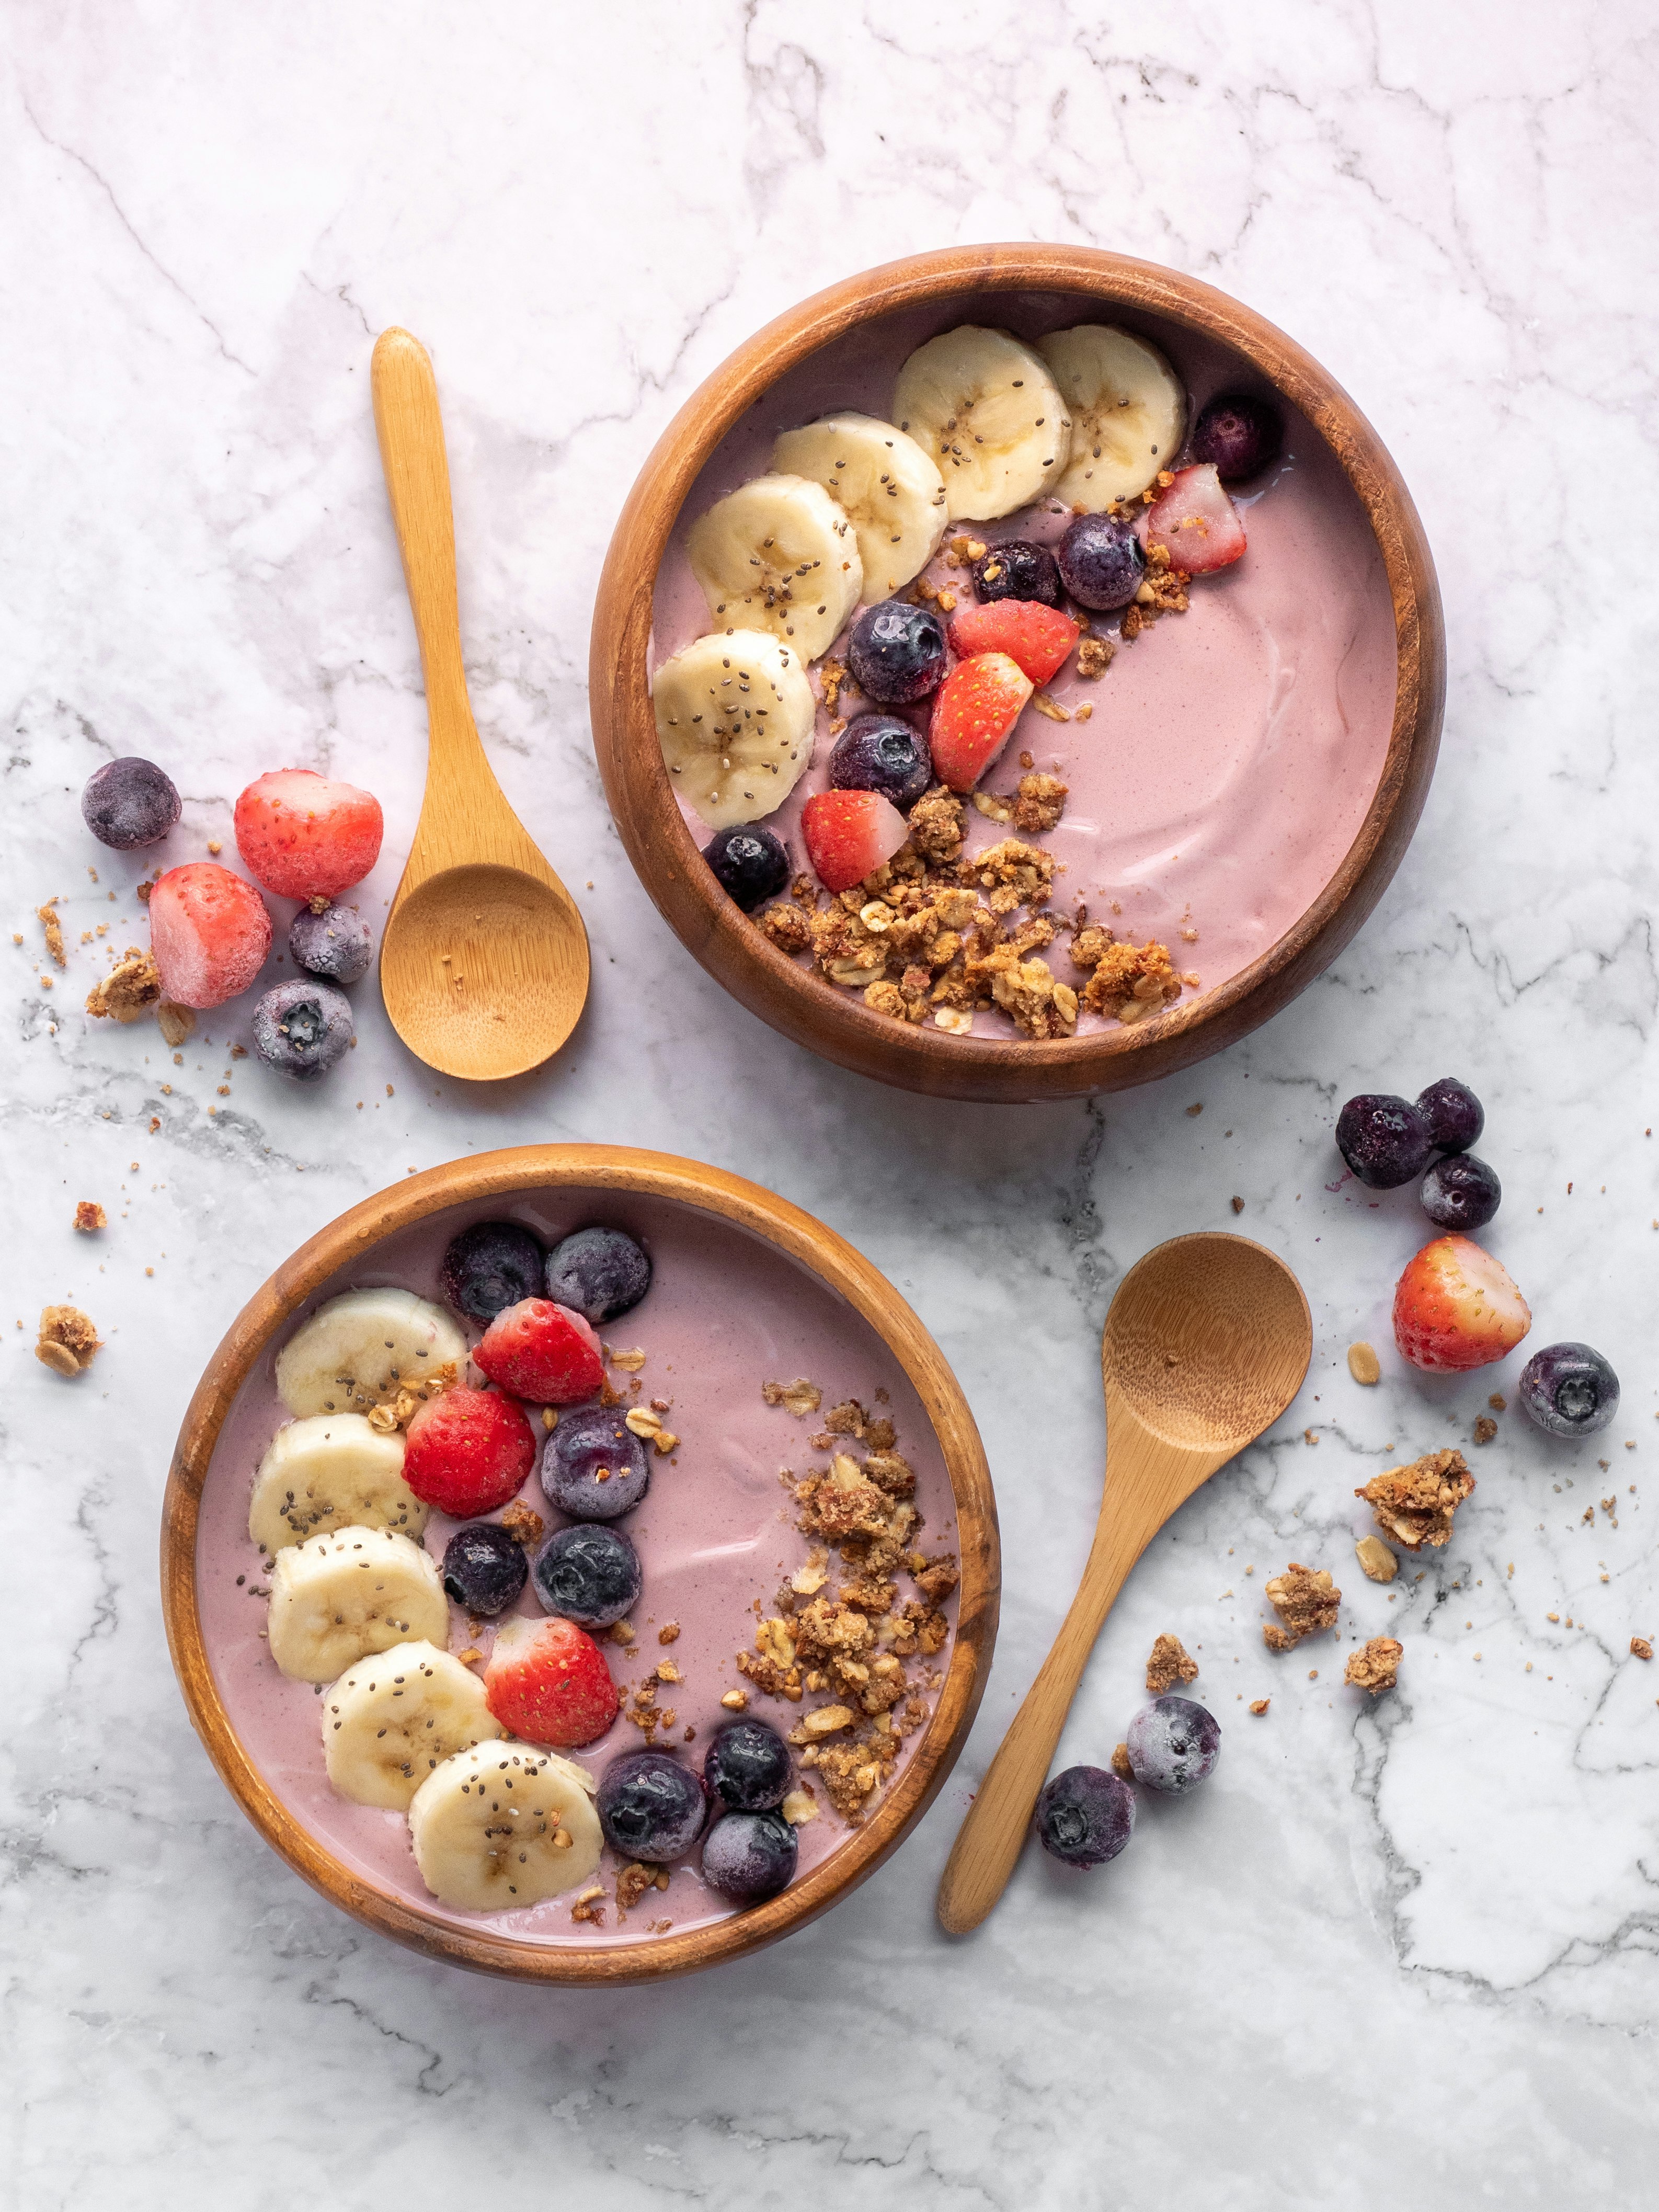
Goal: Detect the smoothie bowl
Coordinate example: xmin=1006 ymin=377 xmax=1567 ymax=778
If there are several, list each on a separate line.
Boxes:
xmin=591 ymin=244 xmax=1444 ymax=1103
xmin=162 ymin=1146 xmax=997 ymax=1983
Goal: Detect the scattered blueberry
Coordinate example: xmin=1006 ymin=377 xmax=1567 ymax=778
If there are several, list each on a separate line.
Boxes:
xmin=1126 ymin=1696 xmax=1221 ymax=1794
xmin=545 ymin=1226 xmax=651 ymax=1326
xmin=81 ymin=757 xmax=181 ymax=850
xmin=596 ymin=1751 xmax=706 ymax=1863
xmin=439 ymin=1220 xmax=545 ymax=1325
xmin=1416 ymin=1076 xmax=1485 ymax=1154
xmin=970 ymin=539 xmax=1063 ymax=609
xmin=250 ymin=979 xmax=354 ymax=1084
xmin=1034 ymin=1765 xmax=1136 ymax=1867
xmin=440 ymin=1522 xmax=528 ymax=1615
xmin=846 ymin=599 xmax=947 ymax=706
xmin=828 ymin=713 xmax=934 ymax=812
xmin=1518 ymin=1342 xmax=1620 ymax=1438
xmin=703 ymin=824 xmax=790 ymax=913
xmin=1055 ymin=512 xmax=1146 ymax=611
xmin=288 ymin=901 xmax=373 ymax=984
xmin=1421 ymin=1152 xmax=1501 ymax=1231
xmin=703 ymin=1720 xmax=792 ymax=1812
xmin=1190 ymin=393 xmax=1284 ymax=482
xmin=700 ymin=1809 xmax=797 ymax=1901
xmin=532 ymin=1522 xmax=642 ymax=1628
xmin=541 ymin=1403 xmax=650 ymax=1521
xmin=1335 ymin=1093 xmax=1434 ymax=1189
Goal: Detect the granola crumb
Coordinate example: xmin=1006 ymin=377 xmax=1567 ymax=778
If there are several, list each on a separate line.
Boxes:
xmin=569 ymin=1887 xmax=607 ymax=1926
xmin=1110 ymin=1742 xmax=1133 ymax=1781
xmin=1230 ymin=1195 xmax=1244 ymax=1214
xmin=720 ymin=1687 xmax=749 ymax=1711
xmin=607 ymin=1344 xmax=646 ymax=1373
xmin=37 ymin=900 xmax=65 ymax=968
xmin=657 ymin=1621 xmax=681 ymax=1645
xmin=1632 ymin=1637 xmax=1653 ymax=1661
xmin=1473 ymin=1415 xmax=1497 ymax=1445
xmin=763 ymin=1378 xmax=822 ymax=1419
xmin=1262 ymin=1563 xmax=1340 ymax=1650
xmin=1030 ymin=691 xmax=1071 ymax=724
xmin=85 ymin=948 xmax=161 ymax=1023
xmin=1345 ymin=1637 xmax=1403 ymax=1696
xmin=498 ymin=1500 xmax=545 ymax=1548
xmin=1355 ymin=1449 xmax=1475 ymax=1552
xmin=36 ymin=1304 xmax=101 ymax=1377
xmin=1146 ymin=1633 xmax=1198 ymax=1693
xmin=455 ymin=1646 xmax=483 ymax=1668
xmin=609 ymin=1620 xmax=636 ymax=1647
xmin=1076 ymin=633 xmax=1115 ymax=679
xmin=1346 ymin=1341 xmax=1381 ymax=1386
xmin=1354 ymin=1534 xmax=1399 ymax=1583
xmin=1249 ymin=1698 xmax=1270 ymax=1716
xmin=73 ymin=1201 xmax=107 ymax=1234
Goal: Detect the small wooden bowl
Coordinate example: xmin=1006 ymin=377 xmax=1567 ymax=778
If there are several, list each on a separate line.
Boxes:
xmin=591 ymin=244 xmax=1445 ymax=1103
xmin=161 ymin=1145 xmax=998 ymax=1985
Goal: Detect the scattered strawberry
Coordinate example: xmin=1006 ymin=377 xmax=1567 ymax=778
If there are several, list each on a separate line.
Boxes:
xmin=402 ymin=1386 xmax=535 ymax=1517
xmin=928 ymin=652 xmax=1034 ymax=791
xmin=485 ymin=1614 xmax=618 ymax=1747
xmin=947 ymin=600 xmax=1079 ymax=687
xmin=234 ymin=769 xmax=384 ymax=902
xmin=1393 ymin=1234 xmax=1531 ymax=1372
xmin=1143 ymin=463 xmax=1246 ymax=575
xmin=148 ymin=862 xmax=272 ymax=1009
xmin=474 ymin=1297 xmax=603 ymax=1404
xmin=800 ymin=789 xmax=909 ymax=895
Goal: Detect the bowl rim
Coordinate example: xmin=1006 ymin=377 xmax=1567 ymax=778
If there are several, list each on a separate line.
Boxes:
xmin=590 ymin=242 xmax=1445 ymax=1102
xmin=160 ymin=1144 xmax=999 ymax=1985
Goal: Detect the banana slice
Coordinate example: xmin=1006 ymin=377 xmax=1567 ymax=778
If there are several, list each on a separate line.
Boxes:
xmin=409 ymin=1741 xmax=603 ymax=1911
xmin=653 ymin=629 xmax=816 ymax=829
xmin=266 ymin=1523 xmax=448 ymax=1683
xmin=1036 ymin=325 xmax=1186 ymax=509
xmin=248 ymin=1413 xmax=428 ymax=1554
xmin=274 ymin=1287 xmax=467 ymax=1418
xmin=685 ymin=473 xmax=862 ymax=660
xmin=322 ymin=1639 xmax=501 ymax=1809
xmin=770 ymin=414 xmax=948 ymax=598
xmin=891 ymin=326 xmax=1071 ymax=522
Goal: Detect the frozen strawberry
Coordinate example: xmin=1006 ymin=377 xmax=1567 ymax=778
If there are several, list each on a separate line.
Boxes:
xmin=485 ymin=1614 xmax=618 ymax=1747
xmin=234 ymin=769 xmax=384 ymax=902
xmin=1143 ymin=463 xmax=1246 ymax=575
xmin=800 ymin=789 xmax=909 ymax=895
xmin=947 ymin=600 xmax=1079 ymax=687
xmin=474 ymin=1297 xmax=603 ymax=1405
xmin=402 ymin=1386 xmax=536 ymax=1517
xmin=1393 ymin=1234 xmax=1532 ymax=1372
xmin=928 ymin=652 xmax=1034 ymax=792
xmin=148 ymin=862 xmax=272 ymax=1009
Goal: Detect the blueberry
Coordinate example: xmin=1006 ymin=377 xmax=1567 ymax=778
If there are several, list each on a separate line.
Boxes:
xmin=81 ymin=758 xmax=181 ymax=850
xmin=541 ymin=1403 xmax=649 ymax=1520
xmin=700 ymin=1809 xmax=797 ymax=1902
xmin=1055 ymin=513 xmax=1145 ymax=611
xmin=1126 ymin=1695 xmax=1221 ymax=1794
xmin=440 ymin=1522 xmax=528 ymax=1615
xmin=828 ymin=713 xmax=934 ymax=811
xmin=1518 ymin=1342 xmax=1620 ymax=1438
xmin=1190 ymin=393 xmax=1284 ymax=482
xmin=847 ymin=599 xmax=947 ymax=706
xmin=703 ymin=1720 xmax=792 ymax=1811
xmin=1416 ymin=1076 xmax=1485 ymax=1154
xmin=1335 ymin=1093 xmax=1434 ymax=1189
xmin=596 ymin=1751 xmax=706 ymax=1863
xmin=1421 ymin=1152 xmax=1501 ymax=1231
xmin=288 ymin=902 xmax=373 ymax=984
xmin=439 ymin=1220 xmax=545 ymax=1325
xmin=532 ymin=1522 xmax=642 ymax=1628
xmin=703 ymin=824 xmax=790 ymax=913
xmin=971 ymin=538 xmax=1063 ymax=609
xmin=545 ymin=1226 xmax=651 ymax=1326
xmin=250 ymin=980 xmax=354 ymax=1084
xmin=1034 ymin=1764 xmax=1136 ymax=1867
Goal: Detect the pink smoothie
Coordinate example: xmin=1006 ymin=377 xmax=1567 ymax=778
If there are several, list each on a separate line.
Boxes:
xmin=196 ymin=1190 xmax=958 ymax=1950
xmin=650 ymin=293 xmax=1398 ymax=1035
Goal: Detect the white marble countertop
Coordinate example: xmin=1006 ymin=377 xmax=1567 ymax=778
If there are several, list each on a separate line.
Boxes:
xmin=5 ymin=6 xmax=1655 ymax=2205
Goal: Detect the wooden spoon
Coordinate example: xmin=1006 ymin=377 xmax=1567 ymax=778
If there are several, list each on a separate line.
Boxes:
xmin=371 ymin=327 xmax=589 ymax=1080
xmin=936 ymin=1232 xmax=1311 ymax=1935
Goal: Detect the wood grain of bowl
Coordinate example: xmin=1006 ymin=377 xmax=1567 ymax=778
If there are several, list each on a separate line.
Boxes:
xmin=590 ymin=244 xmax=1445 ymax=1103
xmin=161 ymin=1145 xmax=998 ymax=1985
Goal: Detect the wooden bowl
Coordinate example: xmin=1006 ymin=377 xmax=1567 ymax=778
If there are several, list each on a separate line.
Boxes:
xmin=591 ymin=244 xmax=1445 ymax=1103
xmin=161 ymin=1145 xmax=998 ymax=1985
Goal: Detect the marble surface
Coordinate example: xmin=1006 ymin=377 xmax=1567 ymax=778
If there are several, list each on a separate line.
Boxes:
xmin=4 ymin=5 xmax=1656 ymax=2204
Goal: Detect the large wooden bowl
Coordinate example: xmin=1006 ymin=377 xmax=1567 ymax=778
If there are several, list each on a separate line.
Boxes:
xmin=161 ymin=1145 xmax=998 ymax=1984
xmin=590 ymin=244 xmax=1445 ymax=1102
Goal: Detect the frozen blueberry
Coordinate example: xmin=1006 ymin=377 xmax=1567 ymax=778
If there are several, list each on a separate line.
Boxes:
xmin=541 ymin=1403 xmax=650 ymax=1521
xmin=703 ymin=1720 xmax=792 ymax=1812
xmin=532 ymin=1522 xmax=642 ymax=1628
xmin=440 ymin=1522 xmax=528 ymax=1616
xmin=700 ymin=1809 xmax=797 ymax=1902
xmin=1335 ymin=1093 xmax=1434 ymax=1189
xmin=596 ymin=1751 xmax=706 ymax=1863
xmin=1518 ymin=1342 xmax=1620 ymax=1438
xmin=81 ymin=757 xmax=181 ymax=850
xmin=1416 ymin=1076 xmax=1485 ymax=1154
xmin=288 ymin=901 xmax=373 ymax=984
xmin=1034 ymin=1765 xmax=1136 ymax=1868
xmin=1126 ymin=1696 xmax=1221 ymax=1795
xmin=1190 ymin=393 xmax=1284 ymax=482
xmin=847 ymin=599 xmax=947 ymax=706
xmin=545 ymin=1226 xmax=651 ymax=1326
xmin=250 ymin=980 xmax=354 ymax=1084
xmin=1421 ymin=1152 xmax=1501 ymax=1232
xmin=828 ymin=713 xmax=934 ymax=812
xmin=1056 ymin=512 xmax=1145 ymax=611
xmin=971 ymin=538 xmax=1063 ymax=609
xmin=439 ymin=1220 xmax=545 ymax=1325
xmin=703 ymin=824 xmax=790 ymax=913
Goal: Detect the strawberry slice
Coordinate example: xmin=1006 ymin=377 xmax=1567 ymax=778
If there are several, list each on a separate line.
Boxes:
xmin=1393 ymin=1235 xmax=1532 ymax=1372
xmin=801 ymin=789 xmax=909 ymax=895
xmin=947 ymin=600 xmax=1079 ymax=687
xmin=1144 ymin=463 xmax=1246 ymax=575
xmin=485 ymin=1615 xmax=619 ymax=1747
xmin=475 ymin=1297 xmax=603 ymax=1405
xmin=928 ymin=652 xmax=1034 ymax=792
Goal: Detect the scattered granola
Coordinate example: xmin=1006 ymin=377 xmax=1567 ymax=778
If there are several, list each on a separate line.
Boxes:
xmin=363 ymin=1360 xmax=460 ymax=1433
xmin=1354 ymin=1535 xmax=1399 ymax=1583
xmin=1075 ymin=633 xmax=1114 ymax=679
xmin=1345 ymin=1637 xmax=1403 ymax=1696
xmin=1355 ymin=1449 xmax=1475 ymax=1552
xmin=85 ymin=947 xmax=161 ymax=1023
xmin=1263 ymin=1563 xmax=1340 ymax=1650
xmin=73 ymin=1201 xmax=107 ymax=1234
xmin=1146 ymin=1633 xmax=1198 ymax=1693
xmin=36 ymin=1304 xmax=101 ymax=1377
xmin=615 ymin=1860 xmax=671 ymax=1917
xmin=498 ymin=1500 xmax=545 ymax=1548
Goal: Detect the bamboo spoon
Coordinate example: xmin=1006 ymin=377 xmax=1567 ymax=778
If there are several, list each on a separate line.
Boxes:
xmin=371 ymin=327 xmax=589 ymax=1080
xmin=936 ymin=1232 xmax=1311 ymax=1935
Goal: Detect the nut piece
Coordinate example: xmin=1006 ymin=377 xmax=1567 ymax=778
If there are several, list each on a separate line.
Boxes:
xmin=800 ymin=1703 xmax=855 ymax=1738
xmin=1346 ymin=1341 xmax=1381 ymax=1385
xmin=1345 ymin=1637 xmax=1403 ymax=1696
xmin=720 ymin=1687 xmax=749 ymax=1711
xmin=73 ymin=1202 xmax=107 ymax=1234
xmin=1145 ymin=1633 xmax=1198 ymax=1694
xmin=155 ymin=999 xmax=196 ymax=1047
xmin=1263 ymin=1563 xmax=1340 ymax=1650
xmin=780 ymin=1787 xmax=818 ymax=1825
xmin=762 ymin=1378 xmax=822 ymax=1419
xmin=1354 ymin=1535 xmax=1399 ymax=1583
xmin=36 ymin=1304 xmax=101 ymax=1376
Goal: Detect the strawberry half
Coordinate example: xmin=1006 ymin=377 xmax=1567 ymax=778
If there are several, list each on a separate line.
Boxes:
xmin=801 ymin=789 xmax=909 ymax=895
xmin=474 ymin=1297 xmax=603 ymax=1405
xmin=485 ymin=1615 xmax=618 ymax=1747
xmin=929 ymin=652 xmax=1034 ymax=792
xmin=947 ymin=600 xmax=1079 ymax=687
xmin=1144 ymin=463 xmax=1246 ymax=575
xmin=1393 ymin=1235 xmax=1532 ymax=1372
xmin=402 ymin=1386 xmax=536 ymax=1517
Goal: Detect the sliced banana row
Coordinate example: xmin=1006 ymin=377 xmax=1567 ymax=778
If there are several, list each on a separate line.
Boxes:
xmin=249 ymin=1413 xmax=427 ymax=1553
xmin=653 ymin=629 xmax=817 ymax=827
xmin=686 ymin=473 xmax=862 ymax=663
xmin=409 ymin=1741 xmax=603 ymax=1911
xmin=770 ymin=413 xmax=947 ymax=602
xmin=275 ymin=1287 xmax=467 ymax=1419
xmin=267 ymin=1523 xmax=448 ymax=1683
xmin=323 ymin=1638 xmax=501 ymax=1809
xmin=1037 ymin=325 xmax=1186 ymax=508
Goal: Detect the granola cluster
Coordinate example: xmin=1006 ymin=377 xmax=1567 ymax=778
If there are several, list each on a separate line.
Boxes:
xmin=1262 ymin=1563 xmax=1340 ymax=1651
xmin=35 ymin=1304 xmax=101 ymax=1378
xmin=1355 ymin=1450 xmax=1475 ymax=1552
xmin=1345 ymin=1637 xmax=1403 ymax=1697
xmin=85 ymin=947 xmax=162 ymax=1023
xmin=1145 ymin=1633 xmax=1198 ymax=1694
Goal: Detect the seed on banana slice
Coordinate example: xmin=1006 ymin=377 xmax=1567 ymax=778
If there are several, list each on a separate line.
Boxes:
xmin=1036 ymin=325 xmax=1186 ymax=509
xmin=248 ymin=1413 xmax=428 ymax=1554
xmin=322 ymin=1639 xmax=501 ymax=1810
xmin=409 ymin=1741 xmax=603 ymax=1911
xmin=770 ymin=414 xmax=948 ymax=598
xmin=266 ymin=1523 xmax=448 ymax=1683
xmin=653 ymin=629 xmax=816 ymax=829
xmin=274 ymin=1287 xmax=467 ymax=1419
xmin=892 ymin=326 xmax=1071 ymax=522
xmin=685 ymin=472 xmax=862 ymax=662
